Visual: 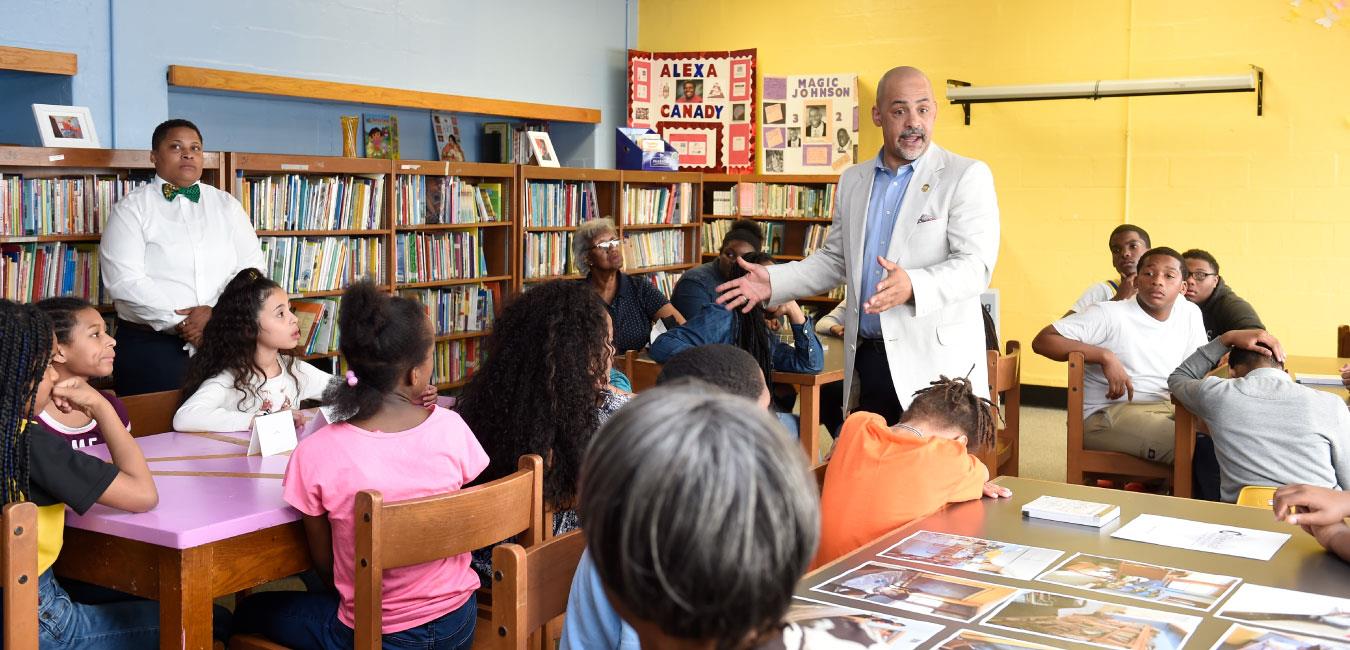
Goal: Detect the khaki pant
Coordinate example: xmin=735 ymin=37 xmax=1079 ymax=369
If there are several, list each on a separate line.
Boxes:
xmin=1083 ymin=401 xmax=1176 ymax=464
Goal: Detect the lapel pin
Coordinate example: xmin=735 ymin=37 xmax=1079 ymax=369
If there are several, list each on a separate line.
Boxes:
xmin=921 ymin=183 xmax=930 ymax=192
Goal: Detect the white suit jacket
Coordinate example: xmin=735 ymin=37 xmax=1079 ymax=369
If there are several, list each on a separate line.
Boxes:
xmin=767 ymin=143 xmax=1000 ymax=410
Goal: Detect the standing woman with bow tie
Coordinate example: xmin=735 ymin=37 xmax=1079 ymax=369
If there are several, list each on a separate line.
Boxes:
xmin=100 ymin=119 xmax=265 ymax=395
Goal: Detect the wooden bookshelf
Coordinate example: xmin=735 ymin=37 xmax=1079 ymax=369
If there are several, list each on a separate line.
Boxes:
xmin=392 ymin=159 xmax=515 ymax=386
xmin=0 ymin=146 xmax=225 ymax=308
xmin=617 ymin=170 xmax=700 ymax=299
xmin=518 ymin=166 xmax=621 ymax=284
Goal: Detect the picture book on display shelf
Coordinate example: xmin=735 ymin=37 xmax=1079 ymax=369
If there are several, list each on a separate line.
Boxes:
xmin=760 ymin=74 xmax=859 ymax=174
xmin=362 ymin=114 xmax=399 ymax=159
xmin=627 ymin=48 xmax=757 ymax=174
xmin=431 ymin=113 xmax=466 ymax=162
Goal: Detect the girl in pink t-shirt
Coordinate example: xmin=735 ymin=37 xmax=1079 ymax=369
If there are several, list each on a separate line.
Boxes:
xmin=232 ymin=281 xmax=488 ymax=649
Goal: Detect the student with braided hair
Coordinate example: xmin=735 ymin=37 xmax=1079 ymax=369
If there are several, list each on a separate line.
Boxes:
xmin=814 ymin=375 xmax=1012 ymax=569
xmin=0 ymin=298 xmax=185 ymax=645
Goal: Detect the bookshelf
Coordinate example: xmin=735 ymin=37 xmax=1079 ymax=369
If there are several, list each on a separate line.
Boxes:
xmin=518 ymin=166 xmax=621 ymax=284
xmin=0 ymin=146 xmax=225 ymax=308
xmin=392 ymin=159 xmax=514 ymax=389
xmin=618 ymin=170 xmax=701 ymax=299
xmin=228 ymin=152 xmax=392 ymax=362
xmin=699 ymin=173 xmax=844 ymax=308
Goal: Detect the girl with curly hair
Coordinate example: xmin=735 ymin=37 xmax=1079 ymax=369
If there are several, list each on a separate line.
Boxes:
xmin=455 ymin=280 xmax=625 ymax=538
xmin=174 ymin=268 xmax=335 ymax=432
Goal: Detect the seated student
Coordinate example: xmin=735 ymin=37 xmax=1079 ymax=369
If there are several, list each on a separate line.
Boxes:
xmin=814 ymin=377 xmax=1011 ymax=569
xmin=174 ymin=269 xmax=335 ymax=432
xmin=561 ymin=344 xmax=792 ymax=650
xmin=0 ymin=299 xmax=173 ymax=645
xmin=455 ymin=281 xmax=627 ymax=544
xmin=1169 ymin=329 xmax=1350 ymax=502
xmin=1067 ymin=224 xmax=1151 ymax=314
xmin=1180 ymin=249 xmax=1264 ymax=339
xmin=576 ymin=384 xmax=900 ymax=649
xmin=1033 ymin=247 xmax=1207 ymax=465
xmin=651 ymin=252 xmax=823 ymax=379
xmin=36 ymin=296 xmax=131 ymax=448
xmin=575 ymin=218 xmax=685 ymax=353
xmin=670 ymin=219 xmax=763 ymax=319
xmin=1274 ymin=484 xmax=1350 ymax=562
xmin=232 ymin=282 xmax=485 ymax=649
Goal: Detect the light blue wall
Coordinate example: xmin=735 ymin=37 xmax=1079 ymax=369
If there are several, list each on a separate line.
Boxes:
xmin=1 ymin=0 xmax=638 ymax=165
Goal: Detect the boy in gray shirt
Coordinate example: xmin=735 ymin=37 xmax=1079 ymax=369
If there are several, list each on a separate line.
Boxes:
xmin=1169 ymin=329 xmax=1350 ymax=502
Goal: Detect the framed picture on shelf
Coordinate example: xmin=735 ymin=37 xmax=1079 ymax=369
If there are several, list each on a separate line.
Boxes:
xmin=527 ymin=130 xmax=559 ymax=167
xmin=32 ymin=104 xmax=100 ymax=148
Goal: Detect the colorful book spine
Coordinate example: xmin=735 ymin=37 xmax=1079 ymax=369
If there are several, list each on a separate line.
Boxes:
xmin=433 ymin=338 xmax=482 ymax=385
xmin=394 ymin=231 xmax=487 ymax=283
xmin=702 ymin=218 xmax=732 ymax=254
xmin=804 ymin=224 xmax=831 ymax=256
xmin=731 ymin=182 xmax=836 ymax=218
xmin=640 ymin=270 xmax=683 ymax=299
xmin=400 ymin=284 xmax=496 ymax=336
xmin=0 ymin=242 xmax=107 ymax=304
xmin=257 ymin=236 xmax=385 ymax=294
xmin=522 ymin=231 xmax=575 ymax=278
xmin=623 ymin=230 xmax=685 ymax=270
xmin=292 ymin=297 xmax=342 ymax=356
xmin=622 ymin=183 xmax=693 ymax=225
xmin=394 ymin=176 xmax=505 ymax=226
xmin=0 ymin=174 xmax=147 ymax=236
xmin=237 ymin=173 xmax=384 ymax=231
xmin=524 ymin=180 xmax=598 ymax=227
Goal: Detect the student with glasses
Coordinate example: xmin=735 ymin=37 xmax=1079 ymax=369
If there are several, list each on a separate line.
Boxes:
xmin=1181 ymin=249 xmax=1264 ymax=339
xmin=574 ymin=218 xmax=685 ymax=354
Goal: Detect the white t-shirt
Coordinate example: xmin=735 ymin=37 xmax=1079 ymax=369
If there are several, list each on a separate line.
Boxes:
xmin=1052 ymin=298 xmax=1207 ymax=418
xmin=173 ymin=358 xmax=333 ymax=432
xmin=1069 ymin=280 xmax=1118 ymax=314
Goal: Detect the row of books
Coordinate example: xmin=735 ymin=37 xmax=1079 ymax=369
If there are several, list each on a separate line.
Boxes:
xmin=763 ymin=223 xmax=785 ymax=255
xmin=1 ymin=174 xmax=148 ymax=237
xmin=701 ymin=218 xmax=732 ymax=254
xmin=394 ymin=175 xmax=506 ymax=226
xmin=0 ymin=242 xmax=106 ymax=304
xmin=522 ymin=232 xmax=575 ymax=278
xmin=641 ymin=270 xmax=683 ymax=299
xmin=292 ymin=297 xmax=341 ymax=356
xmin=710 ymin=183 xmax=836 ymax=219
xmin=804 ymin=224 xmax=831 ymax=256
xmin=237 ymin=174 xmax=385 ymax=231
xmin=433 ymin=338 xmax=482 ymax=385
xmin=524 ymin=180 xmax=599 ymax=228
xmin=258 ymin=236 xmax=385 ymax=294
xmin=623 ymin=230 xmax=686 ymax=269
xmin=482 ymin=122 xmax=549 ymax=165
xmin=395 ymin=231 xmax=489 ymax=283
xmin=622 ymin=183 xmax=694 ymax=225
xmin=400 ymin=284 xmax=498 ymax=336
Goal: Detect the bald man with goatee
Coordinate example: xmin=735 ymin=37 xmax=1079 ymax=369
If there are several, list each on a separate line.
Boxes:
xmin=717 ymin=66 xmax=1001 ymax=424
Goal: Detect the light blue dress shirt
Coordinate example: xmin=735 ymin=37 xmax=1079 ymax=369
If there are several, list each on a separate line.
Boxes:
xmin=559 ymin=550 xmax=641 ymax=650
xmin=858 ymin=152 xmax=916 ymax=339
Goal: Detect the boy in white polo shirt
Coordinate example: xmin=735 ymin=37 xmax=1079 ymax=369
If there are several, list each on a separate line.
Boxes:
xmin=1034 ymin=247 xmax=1207 ymax=464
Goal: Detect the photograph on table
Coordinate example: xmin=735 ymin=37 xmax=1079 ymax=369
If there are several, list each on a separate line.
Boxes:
xmin=1216 ymin=583 xmax=1350 ymax=642
xmin=1209 ymin=622 xmax=1350 ymax=650
xmin=933 ymin=629 xmax=1058 ymax=650
xmin=879 ymin=531 xmax=1064 ymax=580
xmin=810 ymin=561 xmax=1018 ymax=623
xmin=982 ymin=589 xmax=1202 ymax=650
xmin=1036 ymin=553 xmax=1241 ymax=611
xmin=787 ymin=597 xmax=946 ymax=649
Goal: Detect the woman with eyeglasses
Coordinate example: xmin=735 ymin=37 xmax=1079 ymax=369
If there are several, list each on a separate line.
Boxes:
xmin=574 ymin=218 xmax=685 ymax=354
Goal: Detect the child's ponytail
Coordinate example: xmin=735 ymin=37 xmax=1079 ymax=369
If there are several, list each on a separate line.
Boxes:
xmin=323 ymin=281 xmax=432 ymax=421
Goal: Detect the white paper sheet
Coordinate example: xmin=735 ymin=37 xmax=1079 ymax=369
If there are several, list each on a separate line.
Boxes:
xmin=1111 ymin=514 xmax=1289 ymax=560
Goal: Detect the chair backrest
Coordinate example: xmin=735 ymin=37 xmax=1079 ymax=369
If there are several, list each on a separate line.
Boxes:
xmin=1339 ymin=325 xmax=1350 ymax=358
xmin=629 ymin=356 xmax=661 ymax=393
xmin=1065 ymin=351 xmax=1087 ymax=483
xmin=3 ymin=502 xmax=39 ymax=650
xmin=490 ymin=529 xmax=587 ymax=650
xmin=811 ymin=462 xmax=828 ymax=494
xmin=981 ymin=341 xmax=1022 ymax=477
xmin=1236 ymin=485 xmax=1278 ymax=509
xmin=352 ymin=454 xmax=544 ymax=650
xmin=120 ymin=389 xmax=181 ymax=437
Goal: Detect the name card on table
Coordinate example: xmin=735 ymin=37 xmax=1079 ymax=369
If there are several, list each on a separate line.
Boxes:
xmin=248 ymin=410 xmax=298 ymax=457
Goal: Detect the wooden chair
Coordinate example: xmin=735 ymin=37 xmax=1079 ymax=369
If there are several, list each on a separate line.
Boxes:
xmin=230 ymin=455 xmax=544 ymax=650
xmin=3 ymin=502 xmax=39 ymax=650
xmin=120 ymin=389 xmax=181 ymax=437
xmin=490 ymin=529 xmax=587 ymax=650
xmin=980 ymin=341 xmax=1022 ymax=478
xmin=1339 ymin=325 xmax=1350 ymax=358
xmin=811 ymin=462 xmax=829 ymax=494
xmin=1065 ymin=352 xmax=1191 ymax=496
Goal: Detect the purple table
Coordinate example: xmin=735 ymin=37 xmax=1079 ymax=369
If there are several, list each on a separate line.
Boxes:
xmin=53 ymin=429 xmax=310 ymax=650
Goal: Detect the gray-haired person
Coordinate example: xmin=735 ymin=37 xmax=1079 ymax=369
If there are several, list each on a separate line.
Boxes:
xmin=574 ymin=218 xmax=684 ymax=353
xmin=561 ymin=384 xmax=895 ymax=649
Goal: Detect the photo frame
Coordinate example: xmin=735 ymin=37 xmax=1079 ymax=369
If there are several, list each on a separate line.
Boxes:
xmin=527 ymin=130 xmax=559 ymax=167
xmin=32 ymin=104 xmax=100 ymax=149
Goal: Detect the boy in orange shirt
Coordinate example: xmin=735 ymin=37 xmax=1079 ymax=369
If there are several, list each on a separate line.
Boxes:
xmin=814 ymin=376 xmax=1012 ymax=569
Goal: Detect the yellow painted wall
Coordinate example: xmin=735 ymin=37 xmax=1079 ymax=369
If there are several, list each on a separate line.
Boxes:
xmin=640 ymin=0 xmax=1350 ymax=387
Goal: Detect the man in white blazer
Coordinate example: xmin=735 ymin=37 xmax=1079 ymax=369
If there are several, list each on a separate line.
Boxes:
xmin=718 ymin=66 xmax=999 ymax=423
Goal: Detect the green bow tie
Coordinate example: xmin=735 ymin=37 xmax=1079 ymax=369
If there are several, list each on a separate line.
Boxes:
xmin=162 ymin=182 xmax=201 ymax=203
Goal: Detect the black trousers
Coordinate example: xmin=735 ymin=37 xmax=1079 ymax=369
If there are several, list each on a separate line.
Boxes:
xmin=854 ymin=339 xmax=903 ymax=425
xmin=113 ymin=319 xmax=190 ymax=396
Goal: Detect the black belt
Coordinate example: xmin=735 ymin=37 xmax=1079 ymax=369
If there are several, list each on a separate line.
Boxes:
xmin=114 ymin=318 xmax=158 ymax=334
xmin=857 ymin=337 xmax=888 ymax=351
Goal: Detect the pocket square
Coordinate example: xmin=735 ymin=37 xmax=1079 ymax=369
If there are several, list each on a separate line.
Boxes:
xmin=917 ymin=214 xmax=938 ymax=224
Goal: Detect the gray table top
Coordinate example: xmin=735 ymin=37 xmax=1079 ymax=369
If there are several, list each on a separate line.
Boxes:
xmin=795 ymin=476 xmax=1350 ymax=648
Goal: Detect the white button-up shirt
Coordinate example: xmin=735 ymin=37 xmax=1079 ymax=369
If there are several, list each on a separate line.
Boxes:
xmin=100 ymin=176 xmax=264 ymax=331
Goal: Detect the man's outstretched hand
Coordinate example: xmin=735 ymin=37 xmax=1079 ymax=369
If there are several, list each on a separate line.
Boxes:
xmin=715 ymin=256 xmax=773 ymax=314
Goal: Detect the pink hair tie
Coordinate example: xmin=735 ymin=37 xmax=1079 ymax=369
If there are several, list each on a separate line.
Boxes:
xmin=345 ymin=370 xmax=358 ymax=386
